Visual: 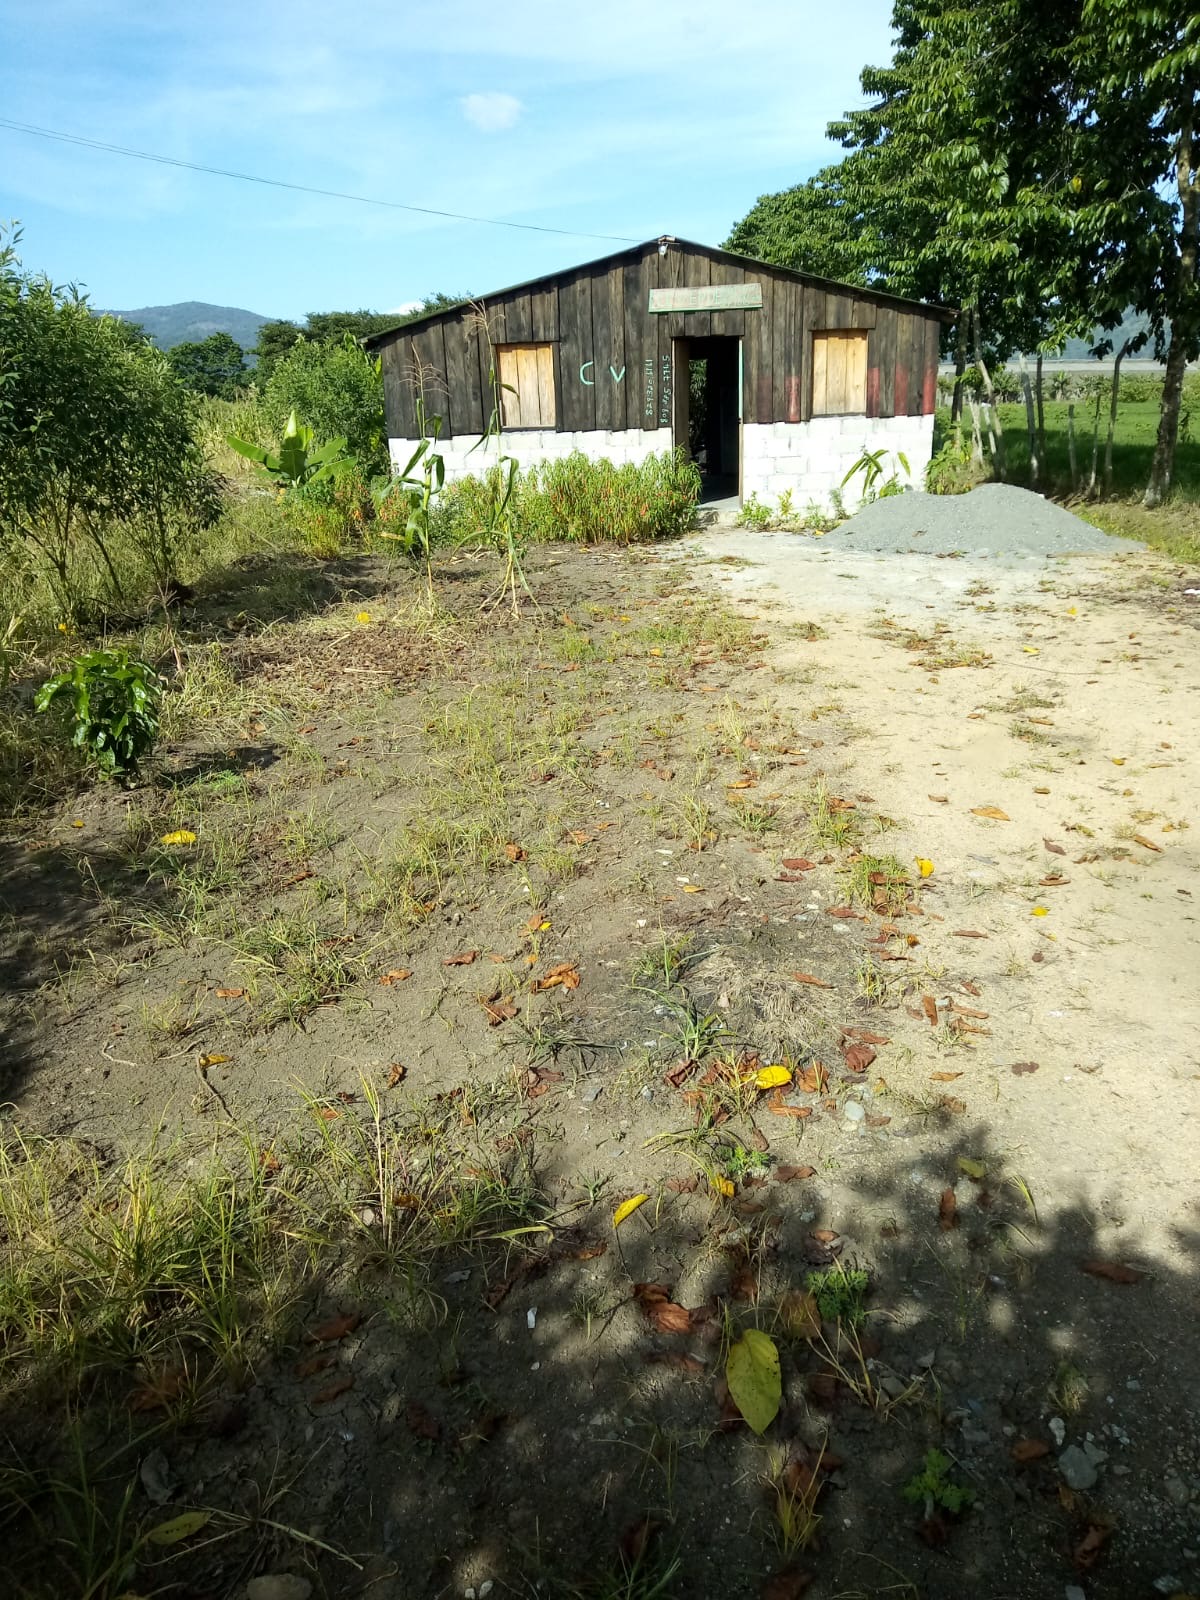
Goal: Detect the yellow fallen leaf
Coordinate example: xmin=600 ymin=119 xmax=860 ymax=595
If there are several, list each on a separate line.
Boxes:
xmin=1131 ymin=833 xmax=1162 ymax=852
xmin=682 ymin=884 xmax=703 ymax=894
xmin=755 ymin=1064 xmax=792 ymax=1090
xmin=957 ymin=1156 xmax=987 ymax=1180
xmin=712 ymin=1176 xmax=735 ymax=1198
xmin=198 ymin=1052 xmax=230 ymax=1068
xmin=971 ymin=806 xmax=1010 ymax=821
xmin=649 ymin=647 xmax=664 ymax=657
xmin=71 ymin=819 xmax=84 ymax=828
xmin=1066 ymin=607 xmax=1078 ymax=616
xmin=160 ymin=829 xmax=197 ymax=846
xmin=1022 ymin=646 xmax=1040 ymax=654
xmin=1031 ymin=905 xmax=1049 ymax=917
xmin=613 ymin=1193 xmax=649 ymax=1229
xmin=916 ymin=857 xmax=934 ymax=878
xmin=355 ymin=611 xmax=371 ymax=624
xmin=1111 ymin=757 xmax=1126 ymax=766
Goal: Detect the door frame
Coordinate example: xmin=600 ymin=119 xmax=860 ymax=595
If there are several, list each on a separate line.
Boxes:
xmin=671 ymin=334 xmax=743 ymax=505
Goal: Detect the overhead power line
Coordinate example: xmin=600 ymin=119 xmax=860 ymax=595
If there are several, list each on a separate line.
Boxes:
xmin=0 ymin=118 xmax=641 ymax=245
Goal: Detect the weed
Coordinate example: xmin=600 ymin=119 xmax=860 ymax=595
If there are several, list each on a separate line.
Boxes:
xmin=656 ymin=992 xmax=732 ymax=1064
xmin=901 ymin=1449 xmax=975 ymax=1520
xmin=632 ymin=934 xmax=696 ymax=992
xmin=1050 ymin=1359 xmax=1090 ymax=1416
xmin=844 ymin=852 xmax=909 ymax=913
xmin=805 ymin=1264 xmax=869 ymax=1328
xmin=805 ymin=779 xmax=858 ymax=851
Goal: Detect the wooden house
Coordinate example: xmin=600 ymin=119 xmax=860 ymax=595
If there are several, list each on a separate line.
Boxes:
xmin=365 ymin=237 xmax=950 ymax=511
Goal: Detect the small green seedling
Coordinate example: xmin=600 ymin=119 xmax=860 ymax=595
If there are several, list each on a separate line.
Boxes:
xmin=901 ymin=1448 xmax=975 ymax=1521
xmin=35 ymin=648 xmax=164 ymax=781
xmin=725 ymin=1145 xmax=771 ymax=1183
xmin=805 ymin=1264 xmax=869 ymax=1328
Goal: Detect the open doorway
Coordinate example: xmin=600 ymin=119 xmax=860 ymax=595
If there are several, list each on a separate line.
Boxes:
xmin=672 ymin=336 xmax=741 ymax=506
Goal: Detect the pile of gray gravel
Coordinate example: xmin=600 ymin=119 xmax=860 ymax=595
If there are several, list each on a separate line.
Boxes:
xmin=832 ymin=482 xmax=1142 ymax=559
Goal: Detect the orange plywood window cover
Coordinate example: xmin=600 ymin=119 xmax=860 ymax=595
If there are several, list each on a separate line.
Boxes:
xmin=812 ymin=331 xmax=868 ymax=416
xmin=497 ymin=344 xmax=557 ymax=428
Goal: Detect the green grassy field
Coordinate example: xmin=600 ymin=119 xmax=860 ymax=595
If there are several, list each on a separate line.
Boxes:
xmin=942 ymin=400 xmax=1200 ymax=562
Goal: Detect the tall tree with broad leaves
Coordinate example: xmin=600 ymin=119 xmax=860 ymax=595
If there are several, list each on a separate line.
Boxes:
xmin=1074 ymin=3 xmax=1200 ymax=506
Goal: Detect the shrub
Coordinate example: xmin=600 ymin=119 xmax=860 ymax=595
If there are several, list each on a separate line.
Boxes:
xmin=432 ymin=449 xmax=700 ymax=547
xmin=263 ymin=335 xmax=386 ymax=471
xmin=0 ymin=227 xmax=219 ymax=616
xmin=35 ymin=648 xmax=164 ymax=782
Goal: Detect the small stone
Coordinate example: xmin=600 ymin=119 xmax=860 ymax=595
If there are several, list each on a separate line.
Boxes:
xmin=1065 ymin=1587 xmax=1087 ymax=1600
xmin=139 ymin=1447 xmax=173 ymax=1505
xmin=1049 ymin=1416 xmax=1066 ymax=1447
xmin=360 ymin=1207 xmax=377 ymax=1226
xmin=1152 ymin=1579 xmax=1183 ymax=1596
xmin=580 ymin=1082 xmax=602 ymax=1105
xmin=1059 ymin=1444 xmax=1099 ymax=1491
xmin=1164 ymin=1475 xmax=1189 ymax=1508
xmin=914 ymin=1350 xmax=937 ymax=1370
xmin=479 ymin=1584 xmax=494 ymax=1599
xmin=246 ymin=1578 xmax=313 ymax=1600
xmin=640 ymin=1085 xmax=653 ymax=1100
xmin=843 ymin=1101 xmax=866 ymax=1124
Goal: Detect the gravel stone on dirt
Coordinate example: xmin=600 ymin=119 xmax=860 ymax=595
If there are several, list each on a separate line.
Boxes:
xmin=830 ymin=482 xmax=1143 ymax=559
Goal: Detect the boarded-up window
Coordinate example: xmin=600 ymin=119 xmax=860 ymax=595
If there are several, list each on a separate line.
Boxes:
xmin=497 ymin=344 xmax=557 ymax=429
xmin=812 ymin=331 xmax=868 ymax=416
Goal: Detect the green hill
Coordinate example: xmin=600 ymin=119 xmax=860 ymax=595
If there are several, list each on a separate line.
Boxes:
xmin=97 ymin=301 xmax=272 ymax=352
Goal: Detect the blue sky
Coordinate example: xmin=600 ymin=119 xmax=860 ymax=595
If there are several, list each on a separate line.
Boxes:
xmin=2 ymin=0 xmax=896 ymax=319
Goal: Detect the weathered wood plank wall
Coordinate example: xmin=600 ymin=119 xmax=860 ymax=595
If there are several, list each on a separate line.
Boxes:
xmin=376 ymin=241 xmax=947 ymax=440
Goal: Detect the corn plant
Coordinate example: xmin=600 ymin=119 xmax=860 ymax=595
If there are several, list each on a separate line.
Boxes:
xmin=841 ymin=446 xmax=911 ymax=500
xmin=226 ymin=409 xmax=349 ymax=490
xmin=35 ymin=648 xmax=164 ymax=781
xmin=372 ymin=398 xmax=445 ymax=601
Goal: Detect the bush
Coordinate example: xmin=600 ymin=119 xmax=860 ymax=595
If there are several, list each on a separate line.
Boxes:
xmin=35 ymin=647 xmax=164 ymax=781
xmin=432 ymin=449 xmax=700 ymax=547
xmin=263 ymin=336 xmax=385 ymax=471
xmin=0 ymin=227 xmax=219 ymax=617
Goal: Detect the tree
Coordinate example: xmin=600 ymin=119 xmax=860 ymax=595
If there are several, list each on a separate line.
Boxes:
xmin=253 ymin=319 xmax=304 ymax=382
xmin=167 ymin=331 xmax=247 ymax=398
xmin=0 ymin=227 xmax=218 ymax=611
xmin=254 ymin=298 xmax=468 ymax=382
xmin=1074 ymin=2 xmax=1200 ymax=505
xmin=263 ymin=336 xmax=385 ymax=470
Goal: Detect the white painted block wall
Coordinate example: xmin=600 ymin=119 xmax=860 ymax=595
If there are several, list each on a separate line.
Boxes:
xmin=741 ymin=414 xmax=935 ymax=512
xmin=388 ymin=412 xmax=935 ymax=512
xmin=389 ymin=428 xmax=666 ymax=481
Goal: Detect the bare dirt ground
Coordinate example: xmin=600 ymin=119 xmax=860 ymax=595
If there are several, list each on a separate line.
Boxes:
xmin=1 ymin=533 xmax=1198 ymax=1600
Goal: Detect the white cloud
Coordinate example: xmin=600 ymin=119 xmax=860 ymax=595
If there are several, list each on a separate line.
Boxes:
xmin=387 ymin=299 xmax=425 ymax=315
xmin=459 ymin=92 xmax=523 ymax=133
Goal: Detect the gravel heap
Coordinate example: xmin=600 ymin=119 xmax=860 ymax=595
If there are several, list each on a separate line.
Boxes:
xmin=831 ymin=482 xmax=1142 ymax=559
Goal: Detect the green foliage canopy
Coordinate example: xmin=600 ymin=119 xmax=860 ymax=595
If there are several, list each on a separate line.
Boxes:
xmin=167 ymin=331 xmax=247 ymax=399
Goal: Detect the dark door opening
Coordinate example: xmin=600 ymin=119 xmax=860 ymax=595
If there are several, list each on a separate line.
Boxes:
xmin=672 ymin=336 xmax=741 ymax=505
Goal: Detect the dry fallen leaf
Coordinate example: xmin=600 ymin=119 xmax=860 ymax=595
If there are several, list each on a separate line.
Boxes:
xmin=308 ymin=1310 xmax=362 ymax=1343
xmin=386 ymin=1063 xmax=407 ymax=1087
xmin=1011 ymin=1060 xmax=1039 ymax=1076
xmin=1073 ymin=1521 xmax=1113 ymax=1572
xmin=503 ymin=842 xmax=526 ymax=862
xmin=842 ymin=1042 xmax=877 ymax=1073
xmin=939 ymin=1095 xmax=967 ymax=1114
xmin=1081 ymin=1259 xmax=1146 ymax=1285
xmin=928 ymin=794 xmax=949 ymax=804
xmin=781 ymin=857 xmax=816 ymax=871
xmin=921 ymin=995 xmax=939 ymax=1026
xmin=379 ymin=968 xmax=413 ymax=985
xmin=778 ymin=1288 xmax=822 ymax=1340
xmin=443 ymin=950 xmax=479 ymax=966
xmin=1044 ymin=837 xmax=1067 ymax=855
xmin=1132 ymin=833 xmax=1162 ymax=852
xmin=971 ymin=805 xmax=1010 ymax=820
xmin=755 ymin=1064 xmax=792 ymax=1090
xmin=767 ymin=1090 xmax=812 ymax=1120
xmin=1011 ymin=1438 xmax=1051 ymax=1463
xmin=930 ymin=1070 xmax=963 ymax=1082
xmin=953 ymin=929 xmax=989 ymax=939
xmin=613 ymin=1193 xmax=649 ymax=1228
xmin=531 ymin=961 xmax=581 ymax=993
xmin=311 ymin=1375 xmax=354 ymax=1405
xmin=633 ymin=1282 xmax=693 ymax=1333
xmin=214 ymin=987 xmax=246 ymax=999
xmin=793 ymin=971 xmax=832 ymax=989
xmin=776 ymin=1165 xmax=816 ymax=1182
xmin=939 ymin=1188 xmax=958 ymax=1231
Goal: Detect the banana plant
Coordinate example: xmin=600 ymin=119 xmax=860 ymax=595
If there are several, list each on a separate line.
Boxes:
xmin=227 ymin=410 xmax=349 ymax=489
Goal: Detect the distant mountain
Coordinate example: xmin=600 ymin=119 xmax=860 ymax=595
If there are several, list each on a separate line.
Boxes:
xmin=1062 ymin=307 xmax=1158 ymax=361
xmin=97 ymin=301 xmax=273 ymax=352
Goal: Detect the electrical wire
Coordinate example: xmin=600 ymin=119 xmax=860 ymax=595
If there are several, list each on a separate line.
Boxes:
xmin=0 ymin=118 xmax=641 ymax=245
